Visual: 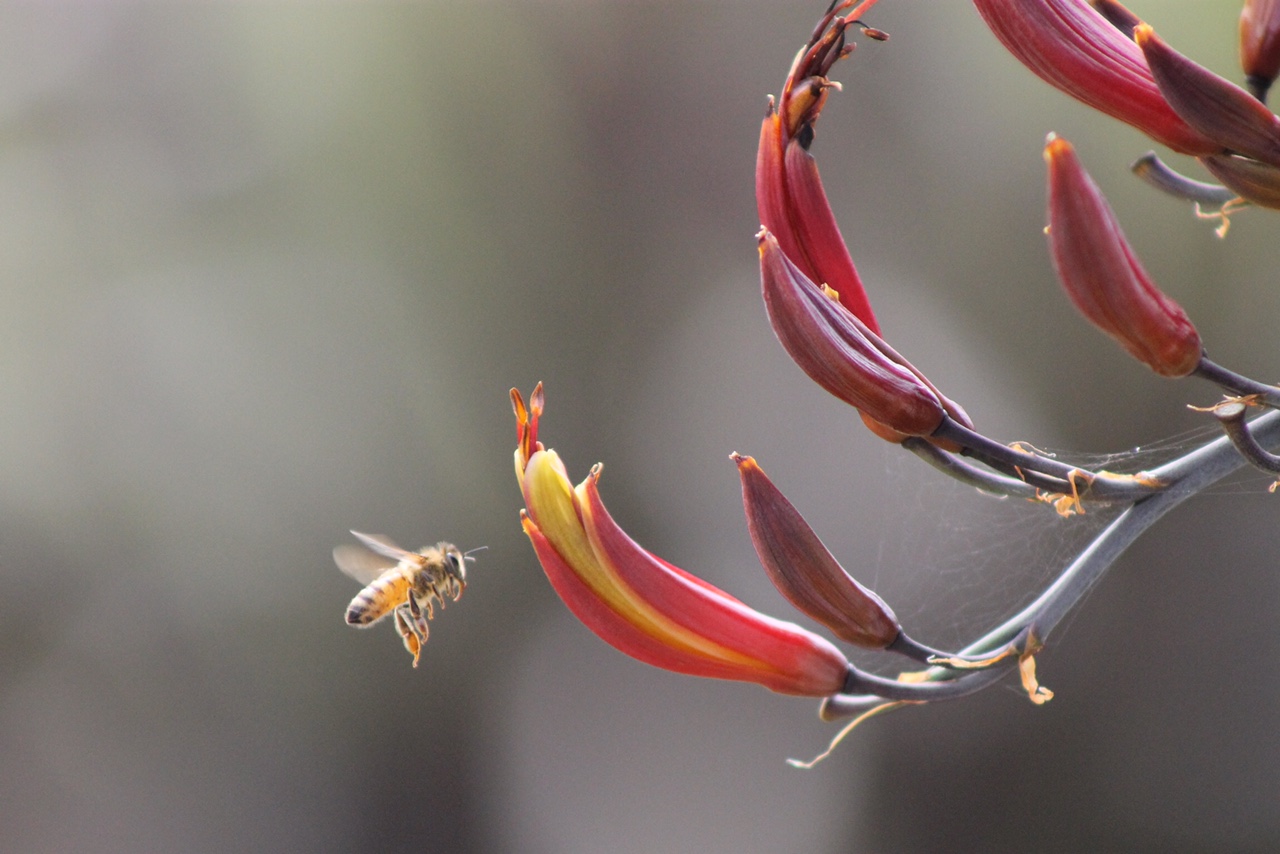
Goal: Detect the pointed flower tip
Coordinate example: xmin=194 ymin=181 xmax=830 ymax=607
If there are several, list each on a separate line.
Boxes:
xmin=1043 ymin=132 xmax=1069 ymax=161
xmin=736 ymin=453 xmax=900 ymax=650
xmin=1092 ymin=0 xmax=1140 ymax=37
xmin=512 ymin=383 xmax=547 ymax=473
xmin=1045 ymin=136 xmax=1203 ymax=377
xmin=515 ymin=392 xmax=850 ymax=697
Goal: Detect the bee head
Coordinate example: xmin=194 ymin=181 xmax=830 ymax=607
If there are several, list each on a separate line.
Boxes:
xmin=441 ymin=544 xmax=470 ymax=584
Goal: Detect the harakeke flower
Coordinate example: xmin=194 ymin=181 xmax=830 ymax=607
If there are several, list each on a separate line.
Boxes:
xmin=757 ymin=1 xmax=882 ymax=333
xmin=734 ymin=453 xmax=899 ymax=649
xmin=755 ymin=4 xmax=978 ymax=448
xmin=757 ymin=229 xmax=975 ymax=445
xmin=971 ymin=0 xmax=1220 ymax=155
xmin=757 ymin=229 xmax=949 ymax=440
xmin=1044 ymin=135 xmax=1203 ymax=377
xmin=512 ymin=385 xmax=852 ymax=697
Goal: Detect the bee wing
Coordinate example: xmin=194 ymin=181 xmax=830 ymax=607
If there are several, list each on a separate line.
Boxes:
xmin=348 ymin=530 xmax=417 ymax=562
xmin=333 ymin=543 xmax=396 ymax=585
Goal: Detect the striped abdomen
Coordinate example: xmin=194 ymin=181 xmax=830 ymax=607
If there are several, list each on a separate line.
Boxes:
xmin=345 ymin=571 xmax=410 ymax=626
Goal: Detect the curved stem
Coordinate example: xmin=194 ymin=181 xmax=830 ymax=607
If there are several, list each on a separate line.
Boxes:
xmin=963 ymin=408 xmax=1280 ymax=651
xmin=933 ymin=415 xmax=1165 ymax=502
xmin=1194 ymin=356 xmax=1280 ymax=408
xmin=1212 ymin=401 xmax=1280 ymax=475
xmin=888 ymin=626 xmax=1028 ymax=669
xmin=902 ymin=437 xmax=1040 ymax=500
xmin=838 ymin=660 xmax=1011 ymax=703
xmin=823 ymin=409 xmax=1280 ymax=719
xmin=1131 ymin=152 xmax=1237 ymax=206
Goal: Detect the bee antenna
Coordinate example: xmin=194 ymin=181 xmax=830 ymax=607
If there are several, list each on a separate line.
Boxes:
xmin=463 ymin=545 xmax=488 ymax=561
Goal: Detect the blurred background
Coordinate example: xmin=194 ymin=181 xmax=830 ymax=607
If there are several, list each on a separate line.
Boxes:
xmin=1 ymin=1 xmax=1276 ymax=851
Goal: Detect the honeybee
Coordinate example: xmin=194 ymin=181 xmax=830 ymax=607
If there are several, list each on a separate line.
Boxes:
xmin=334 ymin=530 xmax=475 ymax=666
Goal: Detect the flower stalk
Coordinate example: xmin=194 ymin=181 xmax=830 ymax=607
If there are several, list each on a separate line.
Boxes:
xmin=487 ymin=3 xmax=1280 ymax=760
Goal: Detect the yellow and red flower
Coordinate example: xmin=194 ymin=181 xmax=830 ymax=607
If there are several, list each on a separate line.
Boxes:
xmin=512 ymin=385 xmax=852 ymax=697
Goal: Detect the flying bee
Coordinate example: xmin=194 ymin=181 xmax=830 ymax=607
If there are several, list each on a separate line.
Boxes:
xmin=333 ymin=530 xmax=477 ymax=667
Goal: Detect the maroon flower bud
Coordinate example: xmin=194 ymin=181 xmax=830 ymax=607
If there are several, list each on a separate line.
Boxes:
xmin=972 ymin=0 xmax=1219 ymax=155
xmin=1044 ymin=135 xmax=1203 ymax=377
xmin=757 ymin=229 xmax=947 ymax=437
xmin=1241 ymin=0 xmax=1280 ymax=100
xmin=733 ymin=453 xmax=900 ymax=649
xmin=1136 ymin=23 xmax=1280 ymax=168
xmin=1201 ymin=152 xmax=1280 ymax=208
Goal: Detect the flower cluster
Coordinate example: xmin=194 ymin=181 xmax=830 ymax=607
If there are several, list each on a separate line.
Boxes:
xmin=506 ymin=0 xmax=1280 ymax=757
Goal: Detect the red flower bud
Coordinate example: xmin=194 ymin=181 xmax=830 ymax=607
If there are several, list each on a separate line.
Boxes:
xmin=972 ymin=0 xmax=1219 ymax=155
xmin=1136 ymin=23 xmax=1280 ymax=168
xmin=734 ymin=453 xmax=900 ymax=649
xmin=1241 ymin=0 xmax=1280 ymax=100
xmin=757 ymin=230 xmax=947 ymax=437
xmin=1044 ymin=135 xmax=1202 ymax=377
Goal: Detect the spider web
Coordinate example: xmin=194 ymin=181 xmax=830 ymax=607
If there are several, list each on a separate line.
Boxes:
xmin=849 ymin=422 xmax=1261 ymax=667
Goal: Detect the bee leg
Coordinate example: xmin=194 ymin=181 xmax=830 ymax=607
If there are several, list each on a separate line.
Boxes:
xmin=393 ymin=607 xmax=422 ymax=667
xmin=405 ymin=594 xmax=431 ymax=648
